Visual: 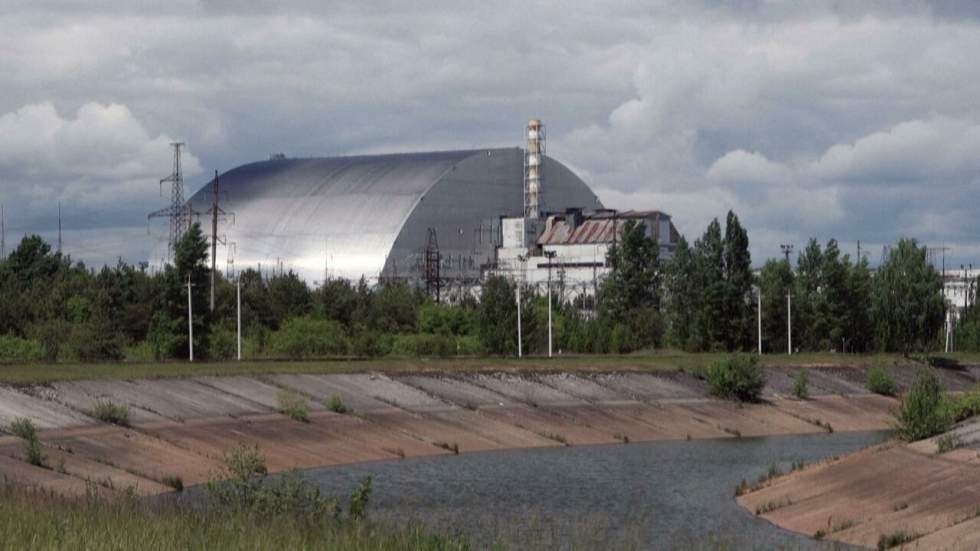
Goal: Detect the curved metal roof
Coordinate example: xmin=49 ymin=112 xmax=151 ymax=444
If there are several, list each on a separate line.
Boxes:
xmin=154 ymin=148 xmax=600 ymax=284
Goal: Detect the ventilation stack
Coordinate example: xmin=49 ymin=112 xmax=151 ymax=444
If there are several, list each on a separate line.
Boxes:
xmin=524 ymin=119 xmax=545 ymax=219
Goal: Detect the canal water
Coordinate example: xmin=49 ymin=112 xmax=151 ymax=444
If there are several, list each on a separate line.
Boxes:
xmin=303 ymin=431 xmax=888 ymax=549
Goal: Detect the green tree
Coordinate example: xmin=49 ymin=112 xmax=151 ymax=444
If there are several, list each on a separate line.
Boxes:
xmin=599 ymin=220 xmax=664 ymax=351
xmin=664 ymin=237 xmax=698 ymax=350
xmin=478 ymin=276 xmax=535 ymax=355
xmin=872 ymin=238 xmax=945 ymax=354
xmin=758 ymin=258 xmax=793 ymax=353
xmin=692 ymin=218 xmax=725 ymax=350
xmin=153 ymin=223 xmax=211 ymax=359
xmin=721 ymin=211 xmax=753 ymax=350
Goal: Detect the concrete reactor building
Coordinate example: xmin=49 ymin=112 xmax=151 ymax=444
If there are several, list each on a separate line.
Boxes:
xmin=154 ymin=120 xmax=680 ymax=301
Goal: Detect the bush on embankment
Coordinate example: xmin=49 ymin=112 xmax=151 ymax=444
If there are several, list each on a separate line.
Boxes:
xmin=896 ymin=369 xmax=951 ymax=441
xmin=0 ymin=335 xmax=45 ymax=363
xmin=707 ymin=354 xmax=765 ymax=402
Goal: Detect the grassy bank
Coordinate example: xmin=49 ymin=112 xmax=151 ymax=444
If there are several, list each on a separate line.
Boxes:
xmin=0 ymin=351 xmax=977 ymax=385
xmin=0 ymin=486 xmax=468 ymax=550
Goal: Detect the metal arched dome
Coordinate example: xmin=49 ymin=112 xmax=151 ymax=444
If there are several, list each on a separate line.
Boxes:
xmin=156 ymin=147 xmax=601 ymax=284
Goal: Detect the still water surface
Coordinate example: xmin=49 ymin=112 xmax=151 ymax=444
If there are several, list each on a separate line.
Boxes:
xmin=305 ymin=431 xmax=888 ymax=550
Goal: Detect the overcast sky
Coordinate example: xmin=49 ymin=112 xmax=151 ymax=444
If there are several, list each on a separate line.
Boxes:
xmin=1 ymin=1 xmax=979 ymax=269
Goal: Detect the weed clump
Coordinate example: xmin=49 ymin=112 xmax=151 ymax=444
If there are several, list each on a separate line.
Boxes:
xmin=866 ymin=366 xmax=897 ymax=396
xmin=277 ymin=390 xmax=309 ymax=423
xmin=93 ymin=400 xmax=130 ymax=426
xmin=935 ymin=432 xmax=963 ymax=454
xmin=433 ymin=442 xmax=459 ymax=455
xmin=877 ymin=530 xmax=916 ymax=550
xmin=792 ymin=370 xmax=809 ymax=400
xmin=326 ymin=394 xmax=349 ymax=414
xmin=162 ymin=475 xmax=184 ymax=492
xmin=707 ymin=354 xmax=765 ymax=402
xmin=896 ymin=369 xmax=950 ymax=441
xmin=206 ymin=443 xmax=373 ymax=523
xmin=8 ymin=418 xmax=45 ymax=468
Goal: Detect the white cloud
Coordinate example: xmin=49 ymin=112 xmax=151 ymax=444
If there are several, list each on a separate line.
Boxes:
xmin=2 ymin=2 xmax=980 ymax=267
xmin=0 ymin=102 xmax=200 ymax=211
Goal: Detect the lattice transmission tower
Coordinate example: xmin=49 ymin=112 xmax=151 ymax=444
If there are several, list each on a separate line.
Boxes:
xmin=148 ymin=142 xmax=191 ymax=262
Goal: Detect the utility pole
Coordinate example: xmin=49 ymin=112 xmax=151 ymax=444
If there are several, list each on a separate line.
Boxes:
xmin=757 ymin=287 xmax=762 ymax=354
xmin=780 ymin=244 xmax=794 ymax=264
xmin=516 ymin=284 xmax=523 ymax=358
xmin=57 ymin=201 xmax=62 ymax=255
xmin=236 ymin=276 xmax=242 ymax=361
xmin=1 ymin=203 xmax=5 ymax=259
xmin=787 ymin=290 xmax=792 ymax=355
xmin=187 ymin=275 xmax=194 ymax=362
xmin=545 ymin=250 xmax=556 ymax=358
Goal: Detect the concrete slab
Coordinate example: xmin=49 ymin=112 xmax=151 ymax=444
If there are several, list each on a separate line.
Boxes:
xmin=196 ymin=376 xmax=321 ymax=412
xmin=128 ymin=379 xmax=270 ymax=419
xmin=47 ymin=381 xmax=170 ymax=424
xmin=536 ymin=373 xmax=625 ymax=402
xmin=322 ymin=374 xmax=453 ymax=412
xmin=591 ymin=372 xmax=707 ymax=401
xmin=269 ymin=374 xmax=398 ymax=413
xmin=471 ymin=373 xmax=584 ymax=406
xmin=0 ymin=386 xmax=95 ymax=429
xmin=398 ymin=375 xmax=514 ymax=408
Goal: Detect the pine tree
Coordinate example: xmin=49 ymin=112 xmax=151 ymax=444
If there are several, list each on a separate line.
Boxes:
xmin=664 ymin=237 xmax=698 ymax=349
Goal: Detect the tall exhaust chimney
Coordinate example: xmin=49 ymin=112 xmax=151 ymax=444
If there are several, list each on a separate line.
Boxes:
xmin=524 ymin=118 xmax=545 ymax=219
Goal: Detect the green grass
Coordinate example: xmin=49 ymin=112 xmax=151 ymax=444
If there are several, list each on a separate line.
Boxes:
xmin=92 ymin=400 xmax=130 ymax=426
xmin=276 ymin=390 xmax=310 ymax=423
xmin=0 ymin=484 xmax=468 ymax=551
xmin=0 ymin=351 xmax=977 ymax=385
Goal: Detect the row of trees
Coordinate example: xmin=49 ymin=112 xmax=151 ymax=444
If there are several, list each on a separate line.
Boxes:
xmin=0 ymin=212 xmax=963 ymax=362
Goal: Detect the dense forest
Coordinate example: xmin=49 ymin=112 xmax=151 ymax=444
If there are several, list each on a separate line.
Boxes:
xmin=0 ymin=211 xmax=967 ymax=362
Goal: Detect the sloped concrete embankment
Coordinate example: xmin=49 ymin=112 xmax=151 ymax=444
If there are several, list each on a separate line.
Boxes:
xmin=737 ymin=418 xmax=980 ymax=550
xmin=0 ymin=365 xmax=975 ymax=498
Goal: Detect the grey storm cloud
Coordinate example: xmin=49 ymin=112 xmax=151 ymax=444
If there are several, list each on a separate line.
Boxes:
xmin=0 ymin=1 xmax=978 ymax=267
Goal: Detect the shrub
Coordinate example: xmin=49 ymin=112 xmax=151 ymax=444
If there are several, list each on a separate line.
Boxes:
xmin=268 ymin=316 xmax=349 ymax=359
xmin=935 ymin=432 xmax=963 ymax=454
xmin=896 ymin=369 xmax=950 ymax=441
xmin=940 ymin=389 xmax=980 ymax=423
xmin=206 ymin=443 xmax=376 ymax=523
xmin=326 ymin=394 xmax=349 ymax=414
xmin=93 ymin=400 xmax=130 ymax=426
xmin=390 ymin=334 xmax=455 ymax=358
xmin=792 ymin=370 xmax=809 ymax=400
xmin=877 ymin=531 xmax=916 ymax=550
xmin=352 ymin=330 xmax=392 ymax=358
xmin=9 ymin=418 xmax=45 ymax=467
xmin=8 ymin=417 xmax=38 ymax=441
xmin=277 ymin=390 xmax=309 ymax=422
xmin=0 ymin=335 xmax=45 ymax=363
xmin=348 ymin=475 xmax=373 ymax=521
xmin=866 ymin=366 xmax=897 ymax=396
xmin=707 ymin=354 xmax=765 ymax=402
xmin=208 ymin=327 xmax=237 ymax=361
xmin=162 ymin=475 xmax=184 ymax=492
